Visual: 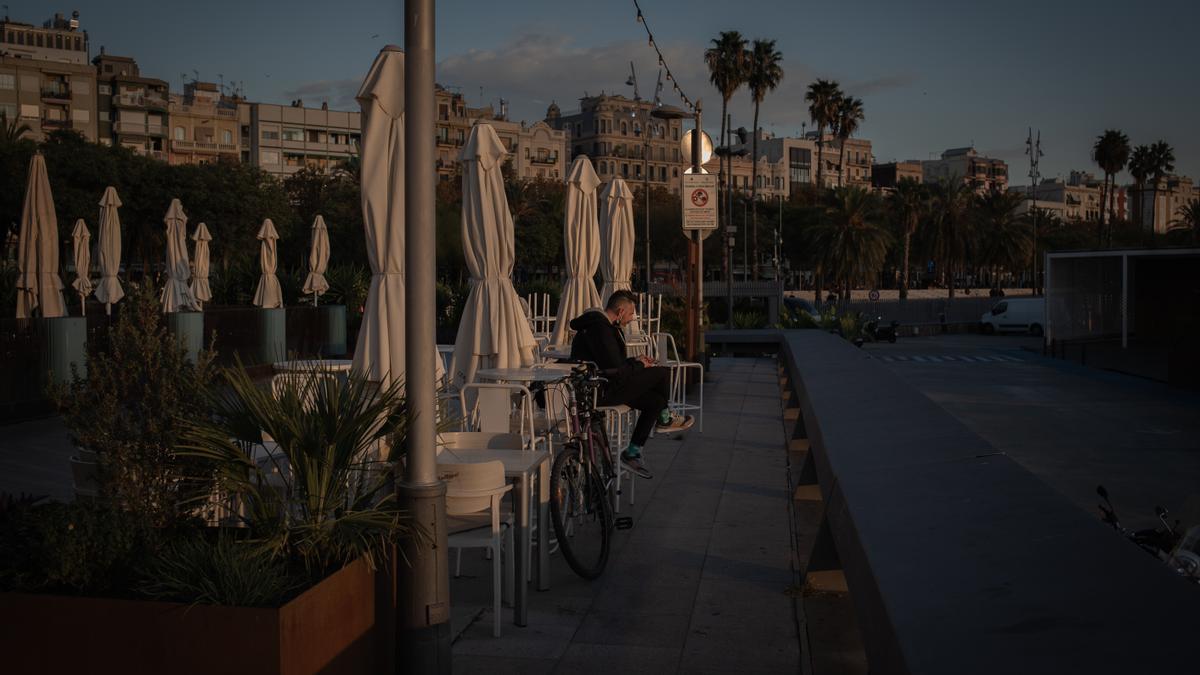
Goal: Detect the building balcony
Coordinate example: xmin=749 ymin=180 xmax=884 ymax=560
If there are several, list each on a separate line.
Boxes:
xmin=114 ymin=121 xmax=168 ymax=137
xmin=41 ymin=117 xmax=69 ymax=129
xmin=41 ymin=86 xmax=71 ymax=101
xmin=530 ymin=155 xmax=559 ymax=165
xmin=172 ymin=139 xmax=237 ymax=154
xmin=113 ymin=93 xmax=169 ymax=110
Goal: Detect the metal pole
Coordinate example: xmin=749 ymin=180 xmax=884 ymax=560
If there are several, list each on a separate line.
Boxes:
xmin=1121 ymin=253 xmax=1128 ymax=349
xmin=644 ymin=108 xmax=650 ymax=292
xmin=691 ymin=103 xmax=703 ymax=361
xmin=725 ymin=113 xmax=733 ymax=328
xmin=398 ymin=0 xmax=451 ymax=670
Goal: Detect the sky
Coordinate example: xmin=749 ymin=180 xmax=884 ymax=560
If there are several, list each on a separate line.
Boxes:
xmin=11 ymin=0 xmax=1199 ymax=183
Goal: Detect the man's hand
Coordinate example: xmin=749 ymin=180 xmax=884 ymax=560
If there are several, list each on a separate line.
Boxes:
xmin=637 ymin=355 xmax=656 ymax=367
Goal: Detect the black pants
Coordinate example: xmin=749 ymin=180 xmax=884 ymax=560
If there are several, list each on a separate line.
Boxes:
xmin=601 ymin=366 xmax=671 ymax=447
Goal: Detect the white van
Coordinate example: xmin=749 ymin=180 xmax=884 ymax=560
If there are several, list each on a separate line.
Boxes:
xmin=980 ymin=297 xmax=1045 ymax=336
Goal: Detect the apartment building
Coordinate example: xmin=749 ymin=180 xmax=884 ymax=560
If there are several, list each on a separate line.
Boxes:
xmin=872 ymin=160 xmax=924 ymax=190
xmin=0 ymin=12 xmax=97 ymax=142
xmin=435 ymin=87 xmax=567 ymax=181
xmin=93 ymin=52 xmax=169 ymax=158
xmin=1132 ymin=175 xmax=1197 ymax=234
xmin=922 ymin=146 xmax=1009 ymax=193
xmin=547 ymin=93 xmax=688 ymax=192
xmin=240 ymin=100 xmax=361 ymax=177
xmin=167 ymin=81 xmax=240 ymax=165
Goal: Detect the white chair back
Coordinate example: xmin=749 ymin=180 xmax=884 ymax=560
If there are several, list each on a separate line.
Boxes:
xmin=438 ymin=431 xmax=523 ymax=451
xmin=440 ymin=460 xmax=509 ymax=515
xmin=459 ymin=383 xmax=538 ymax=450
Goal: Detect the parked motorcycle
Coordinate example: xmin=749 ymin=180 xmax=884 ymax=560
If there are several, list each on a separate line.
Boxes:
xmin=863 ymin=316 xmax=900 ymax=344
xmin=1096 ymin=485 xmax=1199 ymax=583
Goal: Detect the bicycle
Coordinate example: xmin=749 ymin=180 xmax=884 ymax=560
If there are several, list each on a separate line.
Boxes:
xmin=545 ymin=362 xmax=618 ymax=579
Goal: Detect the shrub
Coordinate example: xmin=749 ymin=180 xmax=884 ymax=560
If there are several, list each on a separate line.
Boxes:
xmin=139 ymin=532 xmax=300 ymax=607
xmin=49 ymin=282 xmax=217 ymax=528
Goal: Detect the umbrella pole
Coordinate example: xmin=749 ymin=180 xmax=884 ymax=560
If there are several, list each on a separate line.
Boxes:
xmin=105 ymin=301 xmax=111 ymax=317
xmin=80 ymin=294 xmax=85 ymax=317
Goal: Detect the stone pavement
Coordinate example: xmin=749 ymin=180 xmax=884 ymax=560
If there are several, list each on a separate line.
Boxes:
xmin=449 ymin=357 xmax=801 ymax=674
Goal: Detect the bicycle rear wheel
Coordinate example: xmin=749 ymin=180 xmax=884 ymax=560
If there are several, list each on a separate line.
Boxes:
xmin=549 ymin=444 xmax=612 ymax=579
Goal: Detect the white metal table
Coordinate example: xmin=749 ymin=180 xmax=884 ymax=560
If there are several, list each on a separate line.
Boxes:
xmin=272 ymin=358 xmax=354 ymax=373
xmin=438 ymin=446 xmax=551 ymax=626
xmin=538 ymin=345 xmax=572 ymax=361
xmin=476 ymin=366 xmax=573 ymax=384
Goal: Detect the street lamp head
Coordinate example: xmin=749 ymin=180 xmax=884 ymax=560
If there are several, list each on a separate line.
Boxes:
xmin=650 ymin=107 xmax=691 ymax=120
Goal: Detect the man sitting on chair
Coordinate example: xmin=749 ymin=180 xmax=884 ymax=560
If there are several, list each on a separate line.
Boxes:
xmin=569 ymin=290 xmax=694 ymax=479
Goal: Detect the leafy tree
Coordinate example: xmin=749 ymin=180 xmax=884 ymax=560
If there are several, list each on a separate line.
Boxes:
xmin=1170 ymin=198 xmax=1200 ymax=245
xmin=745 ymin=38 xmax=783 ymax=280
xmin=1128 ymin=144 xmax=1153 ymax=230
xmin=806 ymin=186 xmax=891 ymax=304
xmin=834 ymin=96 xmax=864 ymax=188
xmin=0 ymin=111 xmax=32 ymax=145
xmin=1147 ymin=140 xmax=1176 ymax=233
xmin=704 ymin=31 xmax=749 ymax=235
xmin=971 ymin=190 xmax=1032 ymax=289
xmin=923 ymin=179 xmax=974 ymax=298
xmin=889 ymin=179 xmax=928 ymax=299
xmin=805 ymin=79 xmax=842 ymax=190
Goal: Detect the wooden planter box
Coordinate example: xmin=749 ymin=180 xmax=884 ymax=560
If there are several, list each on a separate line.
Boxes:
xmin=0 ymin=556 xmax=395 ymax=675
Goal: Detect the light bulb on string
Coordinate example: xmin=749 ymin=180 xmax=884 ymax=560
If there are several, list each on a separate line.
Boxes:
xmin=636 ymin=10 xmax=643 ymax=23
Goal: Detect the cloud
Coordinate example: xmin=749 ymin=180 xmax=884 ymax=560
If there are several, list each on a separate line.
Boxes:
xmin=283 ymin=78 xmax=361 ymax=109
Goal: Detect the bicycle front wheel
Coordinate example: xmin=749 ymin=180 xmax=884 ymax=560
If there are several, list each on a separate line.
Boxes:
xmin=549 ymin=444 xmax=613 ymax=579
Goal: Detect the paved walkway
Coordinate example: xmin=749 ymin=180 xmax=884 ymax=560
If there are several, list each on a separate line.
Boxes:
xmin=450 ymin=357 xmax=801 ymax=674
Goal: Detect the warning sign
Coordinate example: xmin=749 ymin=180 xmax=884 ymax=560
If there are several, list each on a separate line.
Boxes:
xmin=682 ymin=173 xmax=718 ymax=231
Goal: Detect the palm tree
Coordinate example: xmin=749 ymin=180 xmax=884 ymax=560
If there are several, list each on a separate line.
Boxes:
xmin=1170 ymin=198 xmax=1200 ymax=244
xmin=0 ymin=111 xmax=32 ymax=145
xmin=833 ymin=96 xmax=864 ymax=188
xmin=889 ymin=179 xmax=928 ymax=299
xmin=1147 ymin=140 xmax=1175 ymax=233
xmin=972 ymin=191 xmax=1033 ymax=290
xmin=1127 ymin=145 xmax=1153 ymax=231
xmin=746 ymin=39 xmax=783 ymax=280
xmin=805 ymin=79 xmax=842 ymax=190
xmin=1091 ymin=129 xmax=1130 ymax=244
xmin=926 ymin=179 xmax=973 ymax=299
xmin=807 ymin=186 xmax=891 ymax=304
xmin=704 ymin=31 xmax=749 ymax=174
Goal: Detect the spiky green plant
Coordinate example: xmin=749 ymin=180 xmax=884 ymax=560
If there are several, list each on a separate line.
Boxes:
xmin=139 ymin=532 xmax=301 ymax=607
xmin=182 ymin=363 xmax=422 ymax=577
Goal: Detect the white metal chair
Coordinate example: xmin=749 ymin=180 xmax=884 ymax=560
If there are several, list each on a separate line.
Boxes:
xmin=596 ymin=402 xmax=638 ymax=512
xmin=653 ymin=332 xmax=704 ymax=432
xmin=459 ymin=382 xmax=548 ymax=454
xmin=441 ymin=460 xmax=514 ymax=638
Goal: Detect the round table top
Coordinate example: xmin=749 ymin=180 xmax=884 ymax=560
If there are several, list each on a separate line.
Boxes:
xmin=273 ymin=359 xmax=353 ymax=372
xmin=541 ymin=345 xmax=572 ymax=360
xmin=476 ymin=367 xmax=572 ymax=383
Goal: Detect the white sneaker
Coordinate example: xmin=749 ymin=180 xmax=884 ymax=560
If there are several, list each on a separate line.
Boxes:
xmin=654 ymin=414 xmax=694 ymax=435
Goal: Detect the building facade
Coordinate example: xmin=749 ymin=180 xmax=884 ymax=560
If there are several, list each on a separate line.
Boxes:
xmin=547 ymin=93 xmax=688 ymax=192
xmin=922 ymin=146 xmax=1009 ymax=193
xmin=240 ymin=101 xmax=361 ymax=177
xmin=872 ymin=161 xmax=923 ymax=190
xmin=1132 ymin=175 xmax=1197 ymax=234
xmin=435 ymin=87 xmax=567 ymax=181
xmin=167 ymin=81 xmax=240 ymax=165
xmin=93 ymin=52 xmax=169 ymax=158
xmin=0 ymin=12 xmax=97 ymax=142
xmin=1009 ymin=171 xmax=1122 ymax=223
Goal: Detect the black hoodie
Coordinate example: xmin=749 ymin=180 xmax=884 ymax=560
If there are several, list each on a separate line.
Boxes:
xmin=568 ymin=309 xmax=643 ymax=385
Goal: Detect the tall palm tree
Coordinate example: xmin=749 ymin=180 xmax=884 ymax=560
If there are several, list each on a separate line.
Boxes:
xmin=705 ymin=32 xmax=748 ymax=286
xmin=926 ymin=179 xmax=973 ymax=299
xmin=746 ymin=39 xmax=783 ymax=280
xmin=1127 ymin=145 xmax=1153 ymax=231
xmin=1091 ymin=129 xmax=1130 ymax=244
xmin=0 ymin=111 xmax=32 ymax=145
xmin=807 ymin=186 xmax=891 ymax=303
xmin=972 ymin=190 xmax=1033 ymax=290
xmin=1147 ymin=140 xmax=1175 ymax=233
xmin=805 ymin=79 xmax=842 ymax=191
xmin=833 ymin=96 xmax=864 ymax=188
xmin=889 ymin=179 xmax=928 ymax=300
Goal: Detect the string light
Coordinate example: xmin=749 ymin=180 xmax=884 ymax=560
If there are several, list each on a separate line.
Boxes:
xmin=631 ymin=0 xmax=694 ymax=112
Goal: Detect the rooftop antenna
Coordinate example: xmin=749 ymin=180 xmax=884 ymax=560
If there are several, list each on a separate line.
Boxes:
xmin=180 ymin=72 xmax=188 ymax=92
xmin=1025 ymin=127 xmax=1045 ymax=290
xmin=625 ymin=61 xmax=639 ymax=101
xmin=217 ymin=73 xmax=224 ymax=95
xmin=653 ymin=68 xmax=663 ymax=106
xmin=192 ymin=69 xmax=200 ymax=84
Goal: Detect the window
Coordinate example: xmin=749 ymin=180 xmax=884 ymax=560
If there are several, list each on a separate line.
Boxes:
xmin=98 ymin=83 xmax=110 ymax=95
xmin=285 ymin=153 xmax=304 ymax=167
xmin=306 ymin=129 xmax=324 ymax=143
xmin=622 ymin=163 xmax=629 ymax=177
xmin=260 ymin=150 xmax=279 ymax=164
xmin=673 ymin=127 xmax=679 ymax=141
xmin=620 ymin=122 xmax=627 ymax=135
xmin=673 ymin=167 xmax=679 ymax=178
xmin=0 ymin=103 xmax=16 ymax=120
xmin=222 ymin=130 xmax=233 ymax=144
xmin=575 ymin=123 xmax=581 ymax=137
xmin=282 ymin=127 xmax=303 ymax=141
xmin=261 ymin=129 xmax=280 ymax=141
xmin=174 ymin=126 xmax=185 ymax=140
xmin=0 ymin=73 xmax=12 ymax=90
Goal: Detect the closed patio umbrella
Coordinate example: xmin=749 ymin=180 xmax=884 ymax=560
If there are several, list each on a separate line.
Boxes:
xmin=449 ymin=123 xmax=538 ymax=388
xmin=190 ymin=223 xmax=212 ymax=310
xmin=15 ymin=153 xmax=65 ymax=319
xmin=352 ymin=45 xmax=442 ymax=385
xmin=71 ymin=219 xmax=91 ymax=316
xmin=599 ymin=177 xmax=635 ymax=303
xmin=550 ymin=156 xmax=602 ymax=345
xmin=94 ymin=186 xmax=124 ymax=316
xmin=252 ymin=218 xmax=282 ymax=309
xmin=302 ymin=215 xmax=330 ymax=306
xmin=160 ymin=198 xmax=197 ymax=313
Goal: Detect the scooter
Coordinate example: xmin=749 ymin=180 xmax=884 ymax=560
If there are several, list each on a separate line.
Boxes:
xmin=1096 ymin=485 xmax=1199 ymax=583
xmin=863 ymin=316 xmax=900 ymax=343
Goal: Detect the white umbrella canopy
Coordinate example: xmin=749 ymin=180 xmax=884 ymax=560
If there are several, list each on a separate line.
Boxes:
xmin=94 ymin=186 xmax=124 ymax=315
xmin=449 ymin=123 xmax=538 ymax=389
xmin=15 ymin=153 xmax=65 ymax=319
xmin=71 ymin=219 xmax=92 ymax=315
xmin=550 ymin=155 xmax=602 ymax=345
xmin=599 ymin=177 xmax=635 ymax=303
xmin=160 ymin=198 xmax=198 ymax=313
xmin=252 ymin=218 xmax=283 ymax=309
xmin=302 ymin=215 xmax=330 ymax=305
xmin=190 ymin=222 xmax=212 ymax=308
xmin=352 ymin=46 xmax=442 ymax=386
